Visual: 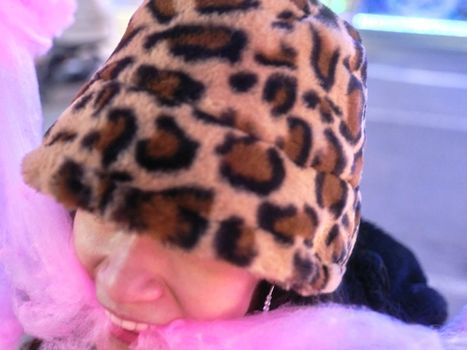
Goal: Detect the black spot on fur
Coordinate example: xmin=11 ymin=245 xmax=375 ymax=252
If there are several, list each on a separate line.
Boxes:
xmin=258 ymin=202 xmax=297 ymax=245
xmin=81 ymin=131 xmax=100 ymax=150
xmin=81 ymin=171 xmax=129 ymax=211
xmin=145 ymin=25 xmax=248 ymax=64
xmin=315 ymin=173 xmax=324 ymax=206
xmin=57 ymin=160 xmax=92 ymax=208
xmin=110 ymin=171 xmax=133 ymax=182
xmin=341 ymin=214 xmax=350 ymax=229
xmin=326 ymin=224 xmax=340 ymax=246
xmin=272 ymin=19 xmax=294 ymax=31
xmin=293 ymin=253 xmax=316 ymax=281
xmin=215 ymin=216 xmax=257 ymax=266
xmin=272 ymin=10 xmax=295 ymax=31
xmin=339 ymin=76 xmax=364 ymax=144
xmin=174 ymin=208 xmax=209 ymax=249
xmin=161 ymin=187 xmax=213 ymax=249
xmin=146 ymin=0 xmax=177 ymax=23
xmin=195 ymin=0 xmax=259 ymax=14
xmin=255 ymin=44 xmax=297 ymax=69
xmin=320 ymin=109 xmax=333 ymax=123
xmin=193 ymin=109 xmax=235 ymax=127
xmin=315 ymin=172 xmax=348 ymax=218
xmin=96 ymin=56 xmax=134 ymax=81
xmin=339 ymin=123 xmax=362 ymax=145
xmin=333 ymin=246 xmax=347 ymax=264
xmin=302 ymin=90 xmax=320 ymax=109
xmin=322 ymin=265 xmax=329 ymax=283
xmin=310 ymin=26 xmax=340 ymax=91
xmin=325 ymin=128 xmax=346 ymax=175
xmin=305 ymin=205 xmax=319 ymax=226
xmin=304 ymin=205 xmax=319 ymax=247
xmin=229 ymin=71 xmax=258 ymax=93
xmin=347 ymin=74 xmax=363 ymax=95
xmin=72 ymin=93 xmax=93 ymax=112
xmin=134 ymin=65 xmax=205 ymax=106
xmin=216 ymin=134 xmax=286 ymax=196
xmin=278 ymin=10 xmax=295 ymax=19
xmin=115 ymin=187 xmax=212 ymax=249
xmin=111 ymin=187 xmax=149 ymax=230
xmin=46 ymin=131 xmax=77 ymax=146
xmin=93 ymin=82 xmax=121 ymax=116
xmin=97 ymin=177 xmax=116 ymax=211
xmin=320 ymin=97 xmax=342 ymax=124
xmin=136 ymin=115 xmax=199 ymax=172
xmin=262 ymin=73 xmax=297 ymax=116
xmin=354 ymin=42 xmax=365 ymax=72
xmin=316 ymin=5 xmax=339 ymax=27
xmin=328 ymin=97 xmax=343 ymax=115
xmin=343 ymin=56 xmax=351 ymax=72
xmin=287 ymin=116 xmax=313 ymax=167
xmin=102 ymin=108 xmax=138 ymax=167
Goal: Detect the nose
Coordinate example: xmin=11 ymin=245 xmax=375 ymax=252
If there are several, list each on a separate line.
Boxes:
xmin=96 ymin=235 xmax=164 ymax=304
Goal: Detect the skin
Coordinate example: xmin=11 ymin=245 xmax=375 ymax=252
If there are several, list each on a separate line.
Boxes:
xmin=73 ymin=209 xmax=260 ymax=349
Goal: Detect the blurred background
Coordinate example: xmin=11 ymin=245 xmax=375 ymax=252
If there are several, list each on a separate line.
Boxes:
xmin=37 ymin=0 xmax=467 ymax=320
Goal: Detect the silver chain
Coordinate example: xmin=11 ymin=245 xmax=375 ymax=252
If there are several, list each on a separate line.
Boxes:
xmin=262 ymin=285 xmax=275 ymax=312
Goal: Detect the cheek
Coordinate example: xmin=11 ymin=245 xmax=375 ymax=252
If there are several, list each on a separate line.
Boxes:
xmin=175 ymin=267 xmax=259 ymax=320
xmin=72 ymin=214 xmax=108 ymax=277
xmin=73 ymin=232 xmax=101 ymax=276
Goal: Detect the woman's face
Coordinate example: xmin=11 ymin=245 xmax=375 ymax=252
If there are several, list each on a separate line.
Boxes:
xmin=73 ymin=209 xmax=260 ymax=348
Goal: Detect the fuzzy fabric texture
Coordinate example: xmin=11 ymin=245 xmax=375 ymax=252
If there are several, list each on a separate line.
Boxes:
xmin=22 ymin=0 xmax=367 ymax=296
xmin=340 ymin=220 xmax=449 ymax=326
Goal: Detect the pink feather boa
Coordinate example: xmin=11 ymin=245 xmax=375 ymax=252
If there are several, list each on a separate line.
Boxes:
xmin=0 ymin=1 xmax=466 ymax=349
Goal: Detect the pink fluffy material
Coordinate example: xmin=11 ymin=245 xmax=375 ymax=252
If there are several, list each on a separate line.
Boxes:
xmin=0 ymin=1 xmax=76 ymax=348
xmin=0 ymin=1 xmax=466 ymax=349
xmin=134 ymin=306 xmax=450 ymax=350
xmin=0 ymin=0 xmax=76 ymax=65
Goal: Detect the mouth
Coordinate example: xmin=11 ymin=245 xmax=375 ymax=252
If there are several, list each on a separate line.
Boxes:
xmin=105 ymin=310 xmax=150 ymax=345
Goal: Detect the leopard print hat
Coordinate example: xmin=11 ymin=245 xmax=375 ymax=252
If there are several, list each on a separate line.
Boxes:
xmin=22 ymin=0 xmax=367 ymax=296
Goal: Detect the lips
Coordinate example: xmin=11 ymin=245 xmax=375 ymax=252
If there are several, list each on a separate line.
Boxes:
xmin=109 ymin=322 xmax=140 ymax=345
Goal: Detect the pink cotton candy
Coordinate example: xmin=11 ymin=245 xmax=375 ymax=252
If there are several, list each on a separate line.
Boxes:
xmin=0 ymin=0 xmax=76 ymax=63
xmin=127 ymin=305 xmax=444 ymax=350
xmin=0 ymin=1 xmax=76 ymax=348
xmin=0 ymin=266 xmax=23 ymax=349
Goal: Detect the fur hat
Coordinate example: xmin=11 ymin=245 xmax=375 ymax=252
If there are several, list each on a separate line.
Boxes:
xmin=22 ymin=0 xmax=367 ymax=296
